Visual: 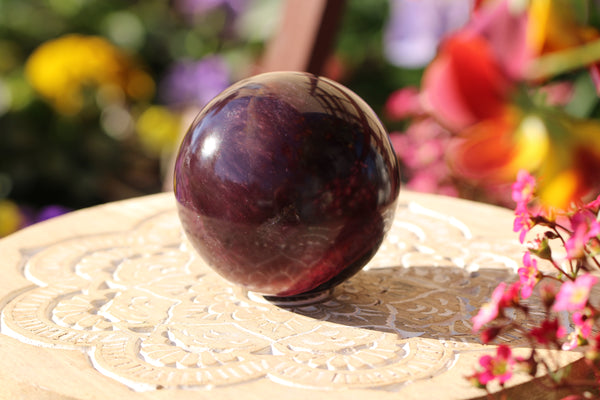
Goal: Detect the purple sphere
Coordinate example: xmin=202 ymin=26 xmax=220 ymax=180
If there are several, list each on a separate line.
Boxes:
xmin=174 ymin=72 xmax=400 ymax=298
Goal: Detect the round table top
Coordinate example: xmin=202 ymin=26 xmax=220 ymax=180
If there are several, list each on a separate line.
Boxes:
xmin=0 ymin=191 xmax=582 ymax=399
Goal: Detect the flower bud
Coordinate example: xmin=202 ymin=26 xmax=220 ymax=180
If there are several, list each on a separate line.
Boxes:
xmin=539 ymin=283 xmax=557 ymax=309
xmin=528 ymin=236 xmax=552 ymax=260
xmin=481 ymin=326 xmax=502 ymax=344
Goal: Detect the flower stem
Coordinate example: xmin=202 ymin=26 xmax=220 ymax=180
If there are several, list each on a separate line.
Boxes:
xmin=585 ymin=250 xmax=600 ymax=271
xmin=527 ymin=38 xmax=600 ymax=80
xmin=550 ymin=258 xmax=576 ymax=281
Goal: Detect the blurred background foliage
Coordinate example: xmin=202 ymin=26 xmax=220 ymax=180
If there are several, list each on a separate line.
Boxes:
xmin=0 ymin=0 xmax=417 ymax=236
xmin=5 ymin=0 xmax=600 ymax=238
xmin=0 ymin=0 xmax=273 ymax=213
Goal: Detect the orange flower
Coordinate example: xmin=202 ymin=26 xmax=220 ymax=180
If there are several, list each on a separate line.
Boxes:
xmin=447 ymin=111 xmax=520 ymax=182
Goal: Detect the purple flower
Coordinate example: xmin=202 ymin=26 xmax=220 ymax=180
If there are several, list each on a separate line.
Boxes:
xmin=36 ymin=205 xmax=71 ymax=222
xmin=18 ymin=204 xmax=71 ymax=229
xmin=174 ymin=0 xmax=248 ymax=16
xmin=384 ymin=0 xmax=472 ymax=68
xmin=160 ymin=56 xmax=230 ymax=109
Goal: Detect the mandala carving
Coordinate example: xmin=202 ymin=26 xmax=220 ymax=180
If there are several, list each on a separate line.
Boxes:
xmin=0 ymin=197 xmax=532 ymax=392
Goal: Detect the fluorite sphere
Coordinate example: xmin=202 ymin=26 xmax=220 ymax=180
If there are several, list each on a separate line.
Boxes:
xmin=174 ymin=71 xmax=400 ymax=298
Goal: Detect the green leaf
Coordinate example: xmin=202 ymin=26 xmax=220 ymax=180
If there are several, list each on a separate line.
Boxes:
xmin=564 ymin=73 xmax=599 ymax=118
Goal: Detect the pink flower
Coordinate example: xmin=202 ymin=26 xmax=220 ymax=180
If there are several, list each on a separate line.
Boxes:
xmin=511 ymin=169 xmax=536 ymax=207
xmin=552 ymin=274 xmax=598 ymax=312
xmin=573 ymin=309 xmax=594 ymax=339
xmin=565 ymin=209 xmax=600 ymax=259
xmin=564 ymin=309 xmax=596 ymax=349
xmin=472 ymin=284 xmax=504 ymax=332
xmin=389 ymin=118 xmax=459 ymax=197
xmin=562 ymin=329 xmax=588 ymax=351
xmin=385 ymin=87 xmax=424 ymax=120
xmin=390 ymin=118 xmax=450 ymax=168
xmin=511 ymin=170 xmax=537 ymax=243
xmin=513 ymin=208 xmax=534 ymax=243
xmin=518 ymin=252 xmax=540 ymax=299
xmin=477 ymin=345 xmax=516 ymax=384
xmin=472 ymin=282 xmax=519 ymax=331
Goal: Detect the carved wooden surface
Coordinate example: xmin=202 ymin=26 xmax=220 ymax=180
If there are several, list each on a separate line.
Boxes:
xmin=0 ymin=191 xmax=582 ymax=399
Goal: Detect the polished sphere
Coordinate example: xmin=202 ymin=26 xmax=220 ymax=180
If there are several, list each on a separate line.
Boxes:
xmin=174 ymin=71 xmax=400 ymax=298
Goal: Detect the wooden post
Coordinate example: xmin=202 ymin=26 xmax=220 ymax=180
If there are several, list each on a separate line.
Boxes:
xmin=259 ymin=0 xmax=346 ymax=75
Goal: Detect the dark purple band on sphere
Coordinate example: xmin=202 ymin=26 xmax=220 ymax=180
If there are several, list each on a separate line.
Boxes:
xmin=174 ymin=71 xmax=400 ymax=297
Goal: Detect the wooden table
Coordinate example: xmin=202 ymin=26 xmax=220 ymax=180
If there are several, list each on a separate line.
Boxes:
xmin=0 ymin=191 xmax=583 ymax=399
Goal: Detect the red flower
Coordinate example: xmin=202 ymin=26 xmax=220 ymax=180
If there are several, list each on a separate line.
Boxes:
xmin=423 ymin=31 xmax=511 ymax=132
xmin=420 ymin=0 xmax=600 ymax=209
xmin=529 ymin=319 xmax=566 ymax=346
xmin=480 ymin=326 xmax=502 ymax=344
xmin=422 ymin=0 xmax=530 ymax=133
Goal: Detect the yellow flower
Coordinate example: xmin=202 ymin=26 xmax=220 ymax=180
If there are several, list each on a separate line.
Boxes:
xmin=0 ymin=199 xmax=23 ymax=237
xmin=527 ymin=0 xmax=600 ymax=55
xmin=535 ymin=117 xmax=600 ymax=209
xmin=136 ymin=106 xmax=181 ymax=155
xmin=539 ymin=169 xmax=579 ymax=209
xmin=25 ymin=34 xmax=154 ymax=115
xmin=508 ymin=114 xmax=550 ymax=172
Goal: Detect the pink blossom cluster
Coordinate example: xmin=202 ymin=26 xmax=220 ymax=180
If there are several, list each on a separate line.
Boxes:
xmin=384 ymin=86 xmax=456 ymax=197
xmin=469 ymin=170 xmax=600 ymax=393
